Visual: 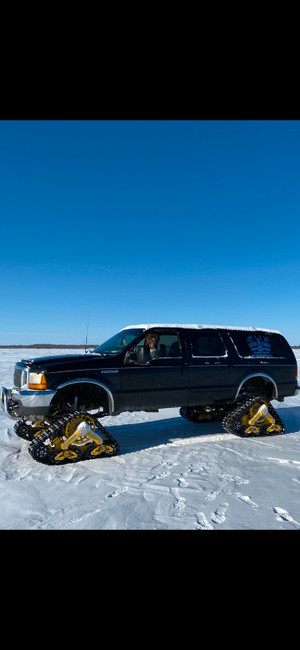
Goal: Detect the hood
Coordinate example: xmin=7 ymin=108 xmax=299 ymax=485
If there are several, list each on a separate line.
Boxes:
xmin=20 ymin=353 xmax=101 ymax=372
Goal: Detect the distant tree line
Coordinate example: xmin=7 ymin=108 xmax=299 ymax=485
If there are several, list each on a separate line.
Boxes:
xmin=0 ymin=344 xmax=97 ymax=349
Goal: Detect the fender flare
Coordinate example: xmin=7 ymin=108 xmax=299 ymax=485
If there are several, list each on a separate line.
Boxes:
xmin=235 ymin=373 xmax=278 ymax=401
xmin=52 ymin=378 xmax=115 ymax=414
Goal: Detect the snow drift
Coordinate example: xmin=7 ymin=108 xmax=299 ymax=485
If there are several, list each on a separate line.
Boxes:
xmin=1 ymin=347 xmax=300 ymax=530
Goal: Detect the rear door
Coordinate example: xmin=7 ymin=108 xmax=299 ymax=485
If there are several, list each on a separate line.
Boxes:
xmin=187 ymin=329 xmax=234 ymax=405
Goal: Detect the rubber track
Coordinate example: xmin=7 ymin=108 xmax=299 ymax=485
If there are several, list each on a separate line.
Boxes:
xmin=28 ymin=411 xmax=120 ymax=464
xmin=222 ymin=396 xmax=285 ymax=437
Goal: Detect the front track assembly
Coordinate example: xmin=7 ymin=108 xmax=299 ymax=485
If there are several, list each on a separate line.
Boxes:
xmin=14 ymin=411 xmax=120 ymax=465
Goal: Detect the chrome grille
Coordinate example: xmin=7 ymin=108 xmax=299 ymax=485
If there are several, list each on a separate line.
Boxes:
xmin=14 ymin=366 xmax=27 ymax=388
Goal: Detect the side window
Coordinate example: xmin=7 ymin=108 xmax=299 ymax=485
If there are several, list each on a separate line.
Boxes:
xmin=129 ymin=331 xmax=183 ymax=364
xmin=189 ymin=331 xmax=226 ymax=357
xmin=230 ymin=331 xmax=287 ymax=358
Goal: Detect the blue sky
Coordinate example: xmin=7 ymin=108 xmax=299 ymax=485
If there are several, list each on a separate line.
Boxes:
xmin=0 ymin=120 xmax=300 ymax=346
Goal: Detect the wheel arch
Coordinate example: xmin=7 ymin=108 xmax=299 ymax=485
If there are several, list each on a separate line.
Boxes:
xmin=49 ymin=379 xmax=115 ymax=414
xmin=235 ymin=373 xmax=278 ymax=401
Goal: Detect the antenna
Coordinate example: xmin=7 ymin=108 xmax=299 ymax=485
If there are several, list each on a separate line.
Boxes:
xmin=85 ymin=315 xmax=90 ymax=353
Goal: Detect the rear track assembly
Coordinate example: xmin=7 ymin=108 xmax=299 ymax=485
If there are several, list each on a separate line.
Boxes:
xmin=180 ymin=406 xmax=231 ymax=423
xmin=222 ymin=397 xmax=285 ymax=437
xmin=180 ymin=397 xmax=285 ymax=438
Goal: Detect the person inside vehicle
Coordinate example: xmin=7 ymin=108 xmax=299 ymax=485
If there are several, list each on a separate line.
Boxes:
xmin=145 ymin=333 xmax=161 ymax=359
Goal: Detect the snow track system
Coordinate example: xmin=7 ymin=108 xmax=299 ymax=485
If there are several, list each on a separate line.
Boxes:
xmin=14 ymin=411 xmax=120 ymax=465
xmin=181 ymin=396 xmax=286 ymax=438
xmin=13 ymin=396 xmax=285 ymax=466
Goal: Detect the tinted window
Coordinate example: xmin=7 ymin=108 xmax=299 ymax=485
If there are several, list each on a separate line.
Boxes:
xmin=230 ymin=331 xmax=287 ymax=358
xmin=190 ymin=331 xmax=226 ymax=357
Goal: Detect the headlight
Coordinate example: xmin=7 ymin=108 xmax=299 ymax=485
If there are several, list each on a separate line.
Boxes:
xmin=28 ymin=372 xmax=47 ymax=390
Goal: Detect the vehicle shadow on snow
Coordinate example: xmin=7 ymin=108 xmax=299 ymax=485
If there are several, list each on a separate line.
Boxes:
xmin=105 ymin=405 xmax=300 ymax=456
xmin=276 ymin=405 xmax=300 ymax=435
xmin=107 ymin=416 xmax=223 ymax=455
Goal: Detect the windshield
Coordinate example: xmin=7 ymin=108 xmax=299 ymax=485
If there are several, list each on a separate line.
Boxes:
xmin=93 ymin=329 xmax=144 ymax=355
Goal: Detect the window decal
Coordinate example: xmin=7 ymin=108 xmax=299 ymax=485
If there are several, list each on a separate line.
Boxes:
xmin=247 ymin=335 xmax=271 ymax=357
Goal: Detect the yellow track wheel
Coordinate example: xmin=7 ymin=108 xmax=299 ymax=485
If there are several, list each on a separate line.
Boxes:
xmin=49 ymin=446 xmax=83 ymax=464
xmin=84 ymin=442 xmax=115 ymax=458
xmin=64 ymin=413 xmax=97 ymax=444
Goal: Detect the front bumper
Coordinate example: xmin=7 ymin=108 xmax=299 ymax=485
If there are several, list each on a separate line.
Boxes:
xmin=1 ymin=386 xmax=56 ymax=420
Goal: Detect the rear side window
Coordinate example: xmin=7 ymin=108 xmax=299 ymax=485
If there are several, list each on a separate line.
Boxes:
xmin=189 ymin=331 xmax=226 ymax=357
xmin=230 ymin=331 xmax=288 ymax=358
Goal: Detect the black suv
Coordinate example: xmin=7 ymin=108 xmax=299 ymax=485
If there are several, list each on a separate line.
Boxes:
xmin=1 ymin=324 xmax=299 ymax=464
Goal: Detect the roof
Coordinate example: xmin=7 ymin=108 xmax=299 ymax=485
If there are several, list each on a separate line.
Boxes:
xmin=121 ymin=324 xmax=282 ymax=334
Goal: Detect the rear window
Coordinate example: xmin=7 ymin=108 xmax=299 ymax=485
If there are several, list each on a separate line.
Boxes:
xmin=189 ymin=331 xmax=226 ymax=357
xmin=230 ymin=331 xmax=288 ymax=358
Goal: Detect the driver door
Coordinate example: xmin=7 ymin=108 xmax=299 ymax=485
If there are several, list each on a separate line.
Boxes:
xmin=119 ymin=329 xmax=188 ymax=411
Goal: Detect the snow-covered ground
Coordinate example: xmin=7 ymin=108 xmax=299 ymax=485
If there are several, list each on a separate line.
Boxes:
xmin=1 ymin=348 xmax=300 ymax=530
